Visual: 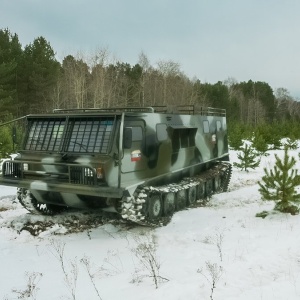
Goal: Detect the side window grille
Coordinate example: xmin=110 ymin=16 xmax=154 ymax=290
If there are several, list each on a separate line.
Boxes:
xmin=171 ymin=128 xmax=197 ymax=150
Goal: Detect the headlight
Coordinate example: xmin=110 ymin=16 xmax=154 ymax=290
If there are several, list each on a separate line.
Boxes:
xmin=84 ymin=168 xmax=94 ymax=177
xmin=96 ymin=167 xmax=104 ymax=179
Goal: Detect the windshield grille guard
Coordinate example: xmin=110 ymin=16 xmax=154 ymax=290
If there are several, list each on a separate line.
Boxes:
xmin=24 ymin=116 xmax=116 ymax=154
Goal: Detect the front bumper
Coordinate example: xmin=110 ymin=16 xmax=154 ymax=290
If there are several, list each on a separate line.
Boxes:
xmin=1 ymin=160 xmax=124 ymax=198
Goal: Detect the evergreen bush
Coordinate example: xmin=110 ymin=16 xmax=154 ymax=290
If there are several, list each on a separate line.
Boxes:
xmin=251 ymin=133 xmax=268 ymax=155
xmin=259 ymin=148 xmax=300 ymax=215
xmin=0 ymin=126 xmax=14 ymax=158
xmin=283 ymin=137 xmax=298 ymax=150
xmin=228 ymin=125 xmax=243 ymax=150
xmin=233 ymin=143 xmax=260 ymax=171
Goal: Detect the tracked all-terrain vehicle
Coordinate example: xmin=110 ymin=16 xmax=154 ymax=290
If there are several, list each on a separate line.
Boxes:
xmin=0 ymin=105 xmax=231 ymax=224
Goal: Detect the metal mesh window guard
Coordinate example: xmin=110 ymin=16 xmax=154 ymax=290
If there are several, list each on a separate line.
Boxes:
xmin=65 ymin=117 xmax=114 ymax=153
xmin=25 ymin=119 xmax=65 ymax=151
xmin=24 ymin=117 xmax=115 ymax=154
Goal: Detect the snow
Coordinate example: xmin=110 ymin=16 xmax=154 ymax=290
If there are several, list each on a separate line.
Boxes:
xmin=1 ymin=149 xmax=300 ymax=299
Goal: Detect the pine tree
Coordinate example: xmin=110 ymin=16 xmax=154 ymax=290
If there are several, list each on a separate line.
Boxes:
xmin=18 ymin=36 xmax=60 ymax=114
xmin=228 ymin=123 xmax=244 ymax=150
xmin=258 ymin=148 xmax=300 ymax=214
xmin=0 ymin=29 xmax=22 ymax=118
xmin=268 ymin=124 xmax=282 ymax=150
xmin=283 ymin=137 xmax=298 ymax=150
xmin=252 ymin=133 xmax=268 ymax=155
xmin=233 ymin=143 xmax=260 ymax=171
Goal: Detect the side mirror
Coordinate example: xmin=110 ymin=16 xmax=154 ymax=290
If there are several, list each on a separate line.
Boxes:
xmin=123 ymin=127 xmax=132 ymax=149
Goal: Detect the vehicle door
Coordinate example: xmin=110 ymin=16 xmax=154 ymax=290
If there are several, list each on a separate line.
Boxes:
xmin=121 ymin=119 xmax=147 ymax=173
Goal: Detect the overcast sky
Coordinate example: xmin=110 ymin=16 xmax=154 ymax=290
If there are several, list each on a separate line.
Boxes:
xmin=1 ymin=0 xmax=300 ymax=98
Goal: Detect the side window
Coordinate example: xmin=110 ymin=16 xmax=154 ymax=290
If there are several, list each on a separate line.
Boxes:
xmin=124 ymin=126 xmax=143 ymax=149
xmin=222 ymin=119 xmax=227 ymax=130
xmin=181 ymin=130 xmax=189 ymax=148
xmin=131 ymin=127 xmax=143 ymax=141
xmin=171 ymin=128 xmax=197 ymax=151
xmin=172 ymin=129 xmax=180 ymax=151
xmin=203 ymin=120 xmax=210 ymax=133
xmin=188 ymin=128 xmax=196 ymax=147
xmin=156 ymin=124 xmax=168 ymax=141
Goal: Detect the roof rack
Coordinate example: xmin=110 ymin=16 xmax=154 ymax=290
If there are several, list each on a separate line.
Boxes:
xmin=52 ymin=105 xmax=226 ymax=116
xmin=151 ymin=105 xmax=195 ymax=114
xmin=53 ymin=107 xmax=155 ymax=113
xmin=53 ymin=106 xmax=195 ymax=114
xmin=196 ymin=107 xmax=226 ymax=116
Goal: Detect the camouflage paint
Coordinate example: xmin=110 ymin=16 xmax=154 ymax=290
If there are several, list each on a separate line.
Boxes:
xmin=0 ymin=107 xmax=229 ymax=208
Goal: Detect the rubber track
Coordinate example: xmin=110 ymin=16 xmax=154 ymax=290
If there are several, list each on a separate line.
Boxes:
xmin=17 ymin=188 xmax=63 ymax=215
xmin=120 ymin=162 xmax=232 ymax=226
xmin=17 ymin=188 xmax=43 ymax=214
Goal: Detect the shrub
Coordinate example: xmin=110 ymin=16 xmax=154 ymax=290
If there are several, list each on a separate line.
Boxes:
xmin=258 ymin=148 xmax=300 ymax=215
xmin=233 ymin=143 xmax=260 ymax=172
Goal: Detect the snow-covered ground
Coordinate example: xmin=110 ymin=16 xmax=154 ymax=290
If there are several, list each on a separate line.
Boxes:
xmin=1 ymin=149 xmax=300 ymax=300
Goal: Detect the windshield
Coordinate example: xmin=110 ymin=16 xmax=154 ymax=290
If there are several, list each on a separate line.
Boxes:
xmin=65 ymin=118 xmax=114 ymax=153
xmin=24 ymin=116 xmax=116 ymax=154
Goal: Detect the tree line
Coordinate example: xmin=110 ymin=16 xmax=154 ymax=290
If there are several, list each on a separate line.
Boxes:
xmin=1 ymin=27 xmax=300 ymax=151
xmin=1 ymin=28 xmax=300 ymax=121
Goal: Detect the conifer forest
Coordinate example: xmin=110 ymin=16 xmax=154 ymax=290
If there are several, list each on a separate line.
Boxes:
xmin=1 ymin=28 xmax=300 ymax=155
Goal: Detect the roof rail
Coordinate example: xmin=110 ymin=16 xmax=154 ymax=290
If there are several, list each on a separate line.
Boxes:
xmin=151 ymin=105 xmax=195 ymax=114
xmin=52 ymin=106 xmax=226 ymax=116
xmin=53 ymin=107 xmax=155 ymax=113
xmin=195 ymin=107 xmax=226 ymax=116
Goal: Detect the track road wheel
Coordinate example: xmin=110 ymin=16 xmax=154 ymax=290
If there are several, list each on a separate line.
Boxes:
xmin=176 ymin=189 xmax=186 ymax=211
xmin=214 ymin=176 xmax=222 ymax=193
xmin=17 ymin=188 xmax=65 ymax=215
xmin=148 ymin=194 xmax=162 ymax=220
xmin=221 ymin=164 xmax=232 ymax=192
xmin=206 ymin=179 xmax=213 ymax=197
xmin=187 ymin=186 xmax=197 ymax=205
xmin=163 ymin=192 xmax=175 ymax=216
xmin=197 ymin=182 xmax=205 ymax=200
